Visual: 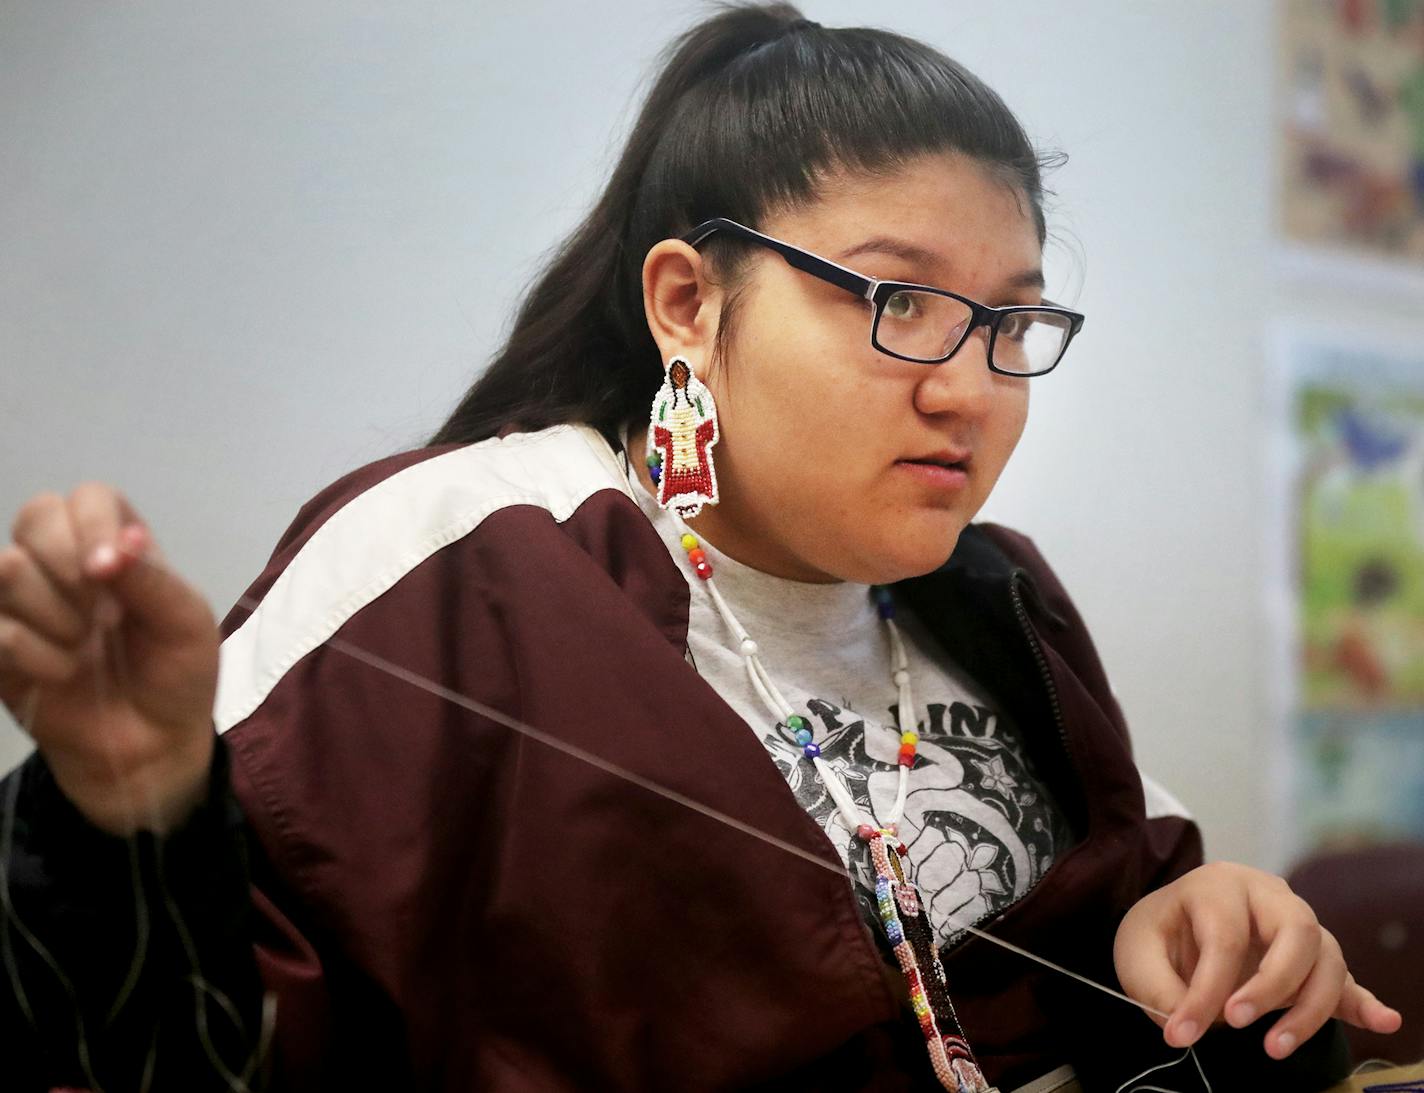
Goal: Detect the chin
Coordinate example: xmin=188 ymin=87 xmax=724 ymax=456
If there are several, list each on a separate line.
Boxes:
xmin=845 ymin=528 xmax=964 ymax=585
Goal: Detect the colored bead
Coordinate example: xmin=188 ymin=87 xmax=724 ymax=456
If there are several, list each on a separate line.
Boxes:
xmin=687 ymin=548 xmax=706 ymax=565
xmin=877 ymin=601 xmax=896 ymax=620
xmin=694 ymin=561 xmax=713 ymax=580
xmin=856 ymin=823 xmax=876 ymax=841
xmin=886 ymin=921 xmax=904 ymax=945
xmin=650 ymin=467 xmax=661 ymax=484
xmin=786 ymin=715 xmax=807 ymax=731
xmin=680 ymin=533 xmax=698 ymax=550
xmin=802 ymin=742 xmax=821 ymax=759
xmin=739 ymin=637 xmax=758 ymax=657
xmin=897 ymin=842 xmax=909 ymax=856
xmin=646 ymin=452 xmax=661 ymax=467
xmin=873 ymin=586 xmax=893 ymax=604
xmin=900 ymin=731 xmax=918 ymax=746
xmin=793 ymin=728 xmax=812 ymax=745
xmin=898 ymin=750 xmax=915 ymax=767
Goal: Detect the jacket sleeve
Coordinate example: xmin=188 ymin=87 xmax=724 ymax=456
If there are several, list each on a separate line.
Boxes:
xmin=0 ymin=733 xmax=271 ymax=1092
xmin=978 ymin=524 xmax=1352 ymax=1089
xmin=0 ymin=732 xmax=413 ymax=1092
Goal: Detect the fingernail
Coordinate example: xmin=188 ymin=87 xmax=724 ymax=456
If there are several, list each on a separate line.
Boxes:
xmin=1174 ymin=1019 xmax=1198 ymax=1045
xmin=1231 ymin=1002 xmax=1256 ymax=1026
xmin=89 ymin=544 xmax=117 ymax=572
xmin=1276 ymin=1031 xmax=1297 ymax=1055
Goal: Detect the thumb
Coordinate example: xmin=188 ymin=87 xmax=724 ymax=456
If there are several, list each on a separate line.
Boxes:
xmin=100 ymin=524 xmax=211 ymax=642
xmin=1336 ymin=979 xmax=1403 ymax=1035
xmin=1116 ymin=919 xmax=1190 ymax=1030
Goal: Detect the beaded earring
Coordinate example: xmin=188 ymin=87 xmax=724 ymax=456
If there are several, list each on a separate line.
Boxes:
xmin=645 ymin=355 xmax=720 ymax=519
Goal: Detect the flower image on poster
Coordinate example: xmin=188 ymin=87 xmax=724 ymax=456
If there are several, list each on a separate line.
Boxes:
xmin=1267 ymin=325 xmax=1424 ymax=856
xmin=1279 ymin=0 xmax=1424 ymax=261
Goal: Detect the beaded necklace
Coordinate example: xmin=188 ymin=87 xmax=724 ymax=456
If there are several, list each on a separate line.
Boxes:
xmin=645 ymin=448 xmax=998 ymax=1093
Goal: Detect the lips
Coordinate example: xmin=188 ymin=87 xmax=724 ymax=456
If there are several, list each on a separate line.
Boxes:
xmin=900 ymin=448 xmax=972 ymax=470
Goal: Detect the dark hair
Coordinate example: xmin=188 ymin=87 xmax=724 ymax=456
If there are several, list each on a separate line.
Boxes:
xmin=428 ymin=2 xmax=1060 ymax=449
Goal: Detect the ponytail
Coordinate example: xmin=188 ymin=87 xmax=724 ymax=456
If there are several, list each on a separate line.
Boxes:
xmin=428 ymin=2 xmax=1056 ymax=449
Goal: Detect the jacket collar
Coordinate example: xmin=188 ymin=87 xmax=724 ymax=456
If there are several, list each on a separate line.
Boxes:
xmin=579 ymin=422 xmax=1087 ymax=833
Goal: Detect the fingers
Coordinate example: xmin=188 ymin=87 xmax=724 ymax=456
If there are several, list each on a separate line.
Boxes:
xmin=103 ymin=523 xmax=212 ymax=642
xmin=1 ymin=497 xmax=99 ymax=712
xmin=1165 ymin=896 xmax=1252 ymax=1048
xmin=10 ymin=492 xmax=88 ymax=609
xmin=1336 ymin=977 xmax=1404 ymax=1035
xmin=1113 ymin=908 xmax=1190 ymax=1027
xmin=1256 ymin=928 xmax=1345 ymax=1058
xmin=0 ymin=545 xmax=89 ymax=647
xmin=22 ymin=483 xmax=205 ymax=643
xmin=1 ymin=485 xmax=200 ymax=711
xmin=0 ymin=615 xmax=84 ymax=691
xmin=1118 ymin=865 xmax=1405 ymax=1063
xmin=1223 ymin=904 xmax=1322 ymax=1031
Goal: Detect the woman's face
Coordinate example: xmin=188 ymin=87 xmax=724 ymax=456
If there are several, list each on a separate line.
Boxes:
xmin=639 ymin=152 xmax=1045 ymax=585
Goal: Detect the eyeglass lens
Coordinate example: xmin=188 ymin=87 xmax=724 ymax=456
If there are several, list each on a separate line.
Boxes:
xmin=874 ymin=289 xmax=1072 ymax=374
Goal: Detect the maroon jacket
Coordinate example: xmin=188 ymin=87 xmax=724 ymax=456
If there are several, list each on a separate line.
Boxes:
xmin=3 ymin=424 xmax=1347 ymax=1091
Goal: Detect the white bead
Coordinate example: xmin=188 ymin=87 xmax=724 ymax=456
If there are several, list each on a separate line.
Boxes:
xmin=740 ymin=638 xmax=759 ymax=657
xmin=893 ymin=669 xmax=910 ymax=686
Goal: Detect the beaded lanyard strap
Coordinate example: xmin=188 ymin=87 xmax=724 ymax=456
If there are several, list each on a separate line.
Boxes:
xmin=647 ymin=447 xmax=996 ymax=1093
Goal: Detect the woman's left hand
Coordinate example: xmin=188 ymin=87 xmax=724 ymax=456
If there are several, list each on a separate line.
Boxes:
xmin=1113 ymin=862 xmax=1403 ymax=1058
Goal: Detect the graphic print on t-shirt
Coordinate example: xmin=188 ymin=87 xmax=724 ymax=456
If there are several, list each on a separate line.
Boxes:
xmin=763 ymin=696 xmax=1068 ymax=946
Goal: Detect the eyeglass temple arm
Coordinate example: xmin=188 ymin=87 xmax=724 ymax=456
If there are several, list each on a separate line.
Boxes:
xmin=682 ymin=218 xmax=874 ymax=300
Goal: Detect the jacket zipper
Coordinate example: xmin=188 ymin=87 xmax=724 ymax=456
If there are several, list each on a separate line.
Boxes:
xmin=937 ymin=571 xmax=1075 ymax=958
xmin=1010 ymin=571 xmax=1073 ymax=768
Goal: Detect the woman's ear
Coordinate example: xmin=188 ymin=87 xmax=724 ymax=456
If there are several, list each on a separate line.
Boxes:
xmin=642 ymin=240 xmax=722 ymax=366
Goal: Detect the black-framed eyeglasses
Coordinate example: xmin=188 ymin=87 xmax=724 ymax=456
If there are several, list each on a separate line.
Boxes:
xmin=682 ymin=217 xmax=1085 ymax=378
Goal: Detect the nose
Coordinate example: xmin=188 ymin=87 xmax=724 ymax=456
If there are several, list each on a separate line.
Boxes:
xmin=912 ymin=325 xmax=996 ymax=418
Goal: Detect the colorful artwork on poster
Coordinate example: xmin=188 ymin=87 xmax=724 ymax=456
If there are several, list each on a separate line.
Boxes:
xmin=1280 ymin=330 xmax=1424 ymax=851
xmin=1280 ymin=0 xmax=1424 ymax=261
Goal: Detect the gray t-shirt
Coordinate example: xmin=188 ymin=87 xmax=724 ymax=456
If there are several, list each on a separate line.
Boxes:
xmin=624 ymin=452 xmax=1073 ymax=946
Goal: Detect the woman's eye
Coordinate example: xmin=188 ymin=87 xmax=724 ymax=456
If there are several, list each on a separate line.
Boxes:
xmin=884 ymin=291 xmax=917 ymax=320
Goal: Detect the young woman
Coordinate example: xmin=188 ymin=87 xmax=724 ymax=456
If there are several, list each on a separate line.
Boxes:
xmin=0 ymin=5 xmax=1403 ymax=1091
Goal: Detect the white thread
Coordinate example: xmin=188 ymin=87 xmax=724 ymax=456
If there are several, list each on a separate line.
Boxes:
xmin=63 ymin=548 xmax=1212 ymax=1085
xmin=941 ymin=907 xmax=1170 ymax=1021
xmin=290 ymin=583 xmax=1185 ymax=1028
xmin=1112 ymin=1047 xmax=1211 ymax=1093
xmin=2 ymin=690 xmax=108 ymax=1092
xmin=0 ymin=613 xmax=269 ymax=1092
xmin=99 ymin=625 xmax=260 ymax=1093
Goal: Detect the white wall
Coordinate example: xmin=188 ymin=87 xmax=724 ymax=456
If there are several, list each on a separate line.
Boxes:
xmin=4 ymin=1 xmax=1415 ymax=868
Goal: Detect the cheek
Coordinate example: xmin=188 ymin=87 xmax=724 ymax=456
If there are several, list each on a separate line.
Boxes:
xmin=982 ymin=386 xmax=1030 ymax=479
xmin=722 ymin=326 xmax=877 ymax=462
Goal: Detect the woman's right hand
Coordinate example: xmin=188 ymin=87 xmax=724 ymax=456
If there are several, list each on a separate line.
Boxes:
xmin=0 ymin=484 xmax=220 ymax=836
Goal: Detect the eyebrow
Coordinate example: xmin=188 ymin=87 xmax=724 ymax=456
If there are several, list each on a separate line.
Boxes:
xmin=835 ymin=236 xmax=1046 ymax=292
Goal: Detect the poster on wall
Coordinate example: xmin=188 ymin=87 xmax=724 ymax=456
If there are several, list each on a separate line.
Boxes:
xmin=1267 ymin=325 xmax=1424 ymax=861
xmin=1279 ymin=0 xmax=1424 ymax=262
